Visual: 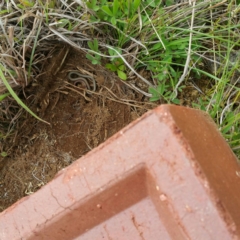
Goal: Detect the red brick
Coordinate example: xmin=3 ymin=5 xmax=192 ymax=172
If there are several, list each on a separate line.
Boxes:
xmin=0 ymin=105 xmax=239 ymax=239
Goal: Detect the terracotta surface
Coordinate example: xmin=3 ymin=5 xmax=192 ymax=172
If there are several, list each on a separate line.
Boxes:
xmin=0 ymin=104 xmax=239 ymax=240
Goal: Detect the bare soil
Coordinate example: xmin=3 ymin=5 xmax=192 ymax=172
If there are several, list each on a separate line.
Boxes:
xmin=0 ymin=45 xmax=156 ymax=211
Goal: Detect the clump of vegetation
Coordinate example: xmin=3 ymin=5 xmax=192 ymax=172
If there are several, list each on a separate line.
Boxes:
xmin=0 ymin=0 xmax=239 ymax=158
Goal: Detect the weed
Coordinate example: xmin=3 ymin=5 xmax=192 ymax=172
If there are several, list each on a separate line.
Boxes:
xmin=106 ymin=48 xmax=127 ymax=80
xmin=86 ymin=39 xmax=102 ymax=65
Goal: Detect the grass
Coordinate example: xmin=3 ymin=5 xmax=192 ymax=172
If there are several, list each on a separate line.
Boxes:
xmin=0 ymin=65 xmax=49 ymax=124
xmin=0 ymin=0 xmax=239 ymax=158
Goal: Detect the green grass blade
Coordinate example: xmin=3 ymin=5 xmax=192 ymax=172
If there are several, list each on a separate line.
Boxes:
xmin=0 ymin=92 xmax=10 ymax=101
xmin=0 ymin=66 xmax=49 ymax=124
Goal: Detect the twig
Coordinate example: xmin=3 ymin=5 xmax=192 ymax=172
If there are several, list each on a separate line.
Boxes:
xmin=173 ymin=0 xmax=196 ymax=99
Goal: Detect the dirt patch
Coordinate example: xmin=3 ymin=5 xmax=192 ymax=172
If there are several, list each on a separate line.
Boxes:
xmin=0 ymin=45 xmax=156 ymax=211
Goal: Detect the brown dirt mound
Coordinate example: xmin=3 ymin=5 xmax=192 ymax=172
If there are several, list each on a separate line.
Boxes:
xmin=0 ymin=44 xmax=156 ymax=211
